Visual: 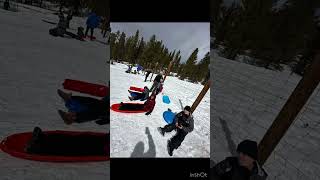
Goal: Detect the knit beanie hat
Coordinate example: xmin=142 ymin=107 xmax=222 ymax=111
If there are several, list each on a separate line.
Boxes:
xmin=237 ymin=140 xmax=258 ymax=160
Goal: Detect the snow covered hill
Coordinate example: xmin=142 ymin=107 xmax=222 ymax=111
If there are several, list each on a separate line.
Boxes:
xmin=211 ymin=51 xmax=320 ymax=180
xmin=110 ymin=62 xmax=210 ymax=158
xmin=0 ymin=5 xmax=108 ymax=180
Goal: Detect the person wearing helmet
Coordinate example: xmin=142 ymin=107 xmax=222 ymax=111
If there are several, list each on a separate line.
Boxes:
xmin=157 ymin=106 xmax=194 ymax=156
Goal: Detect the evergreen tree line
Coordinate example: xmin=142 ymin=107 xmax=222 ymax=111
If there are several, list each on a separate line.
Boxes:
xmin=212 ymin=0 xmax=320 ymax=76
xmin=110 ymin=30 xmax=210 ymax=84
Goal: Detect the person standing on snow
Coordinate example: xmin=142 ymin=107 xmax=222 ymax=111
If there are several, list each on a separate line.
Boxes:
xmin=157 ymin=106 xmax=194 ymax=156
xmin=150 ymin=72 xmax=163 ymax=94
xmin=85 ymin=12 xmax=101 ymax=40
xmin=66 ymin=10 xmax=73 ymax=29
xmin=211 ymin=140 xmax=268 ymax=180
xmin=4 ymin=0 xmax=10 ymax=10
xmin=144 ymin=69 xmax=152 ymax=82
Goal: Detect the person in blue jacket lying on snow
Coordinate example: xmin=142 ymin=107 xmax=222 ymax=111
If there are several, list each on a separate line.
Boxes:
xmin=57 ymin=89 xmax=109 ymax=125
xmin=85 ymin=12 xmax=101 ymax=40
xmin=128 ymin=86 xmax=150 ymax=101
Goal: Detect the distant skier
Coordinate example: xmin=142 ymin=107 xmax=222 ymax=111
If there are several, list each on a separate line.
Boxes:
xmin=157 ymin=106 xmax=194 ymax=156
xmin=3 ymin=0 xmax=10 ymax=10
xmin=211 ymin=140 xmax=268 ymax=180
xmin=119 ymin=94 xmax=156 ymax=115
xmin=57 ymin=89 xmax=109 ymax=125
xmin=144 ymin=69 xmax=152 ymax=82
xmin=128 ymin=86 xmax=150 ymax=101
xmin=85 ymin=12 xmax=101 ymax=40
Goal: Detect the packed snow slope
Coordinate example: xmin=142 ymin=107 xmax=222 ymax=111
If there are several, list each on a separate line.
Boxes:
xmin=0 ymin=5 xmax=109 ymax=180
xmin=110 ymin=62 xmax=210 ymax=158
xmin=211 ymin=52 xmax=320 ymax=180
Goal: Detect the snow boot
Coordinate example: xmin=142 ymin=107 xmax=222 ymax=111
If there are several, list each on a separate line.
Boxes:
xmin=167 ymin=140 xmax=174 ymax=156
xmin=58 ymin=110 xmax=73 ymax=125
xmin=157 ymin=127 xmax=165 ymax=136
xmin=57 ymin=89 xmax=71 ymax=101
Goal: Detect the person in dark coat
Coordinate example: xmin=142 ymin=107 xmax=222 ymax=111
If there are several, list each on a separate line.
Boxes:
xmin=85 ymin=12 xmax=101 ymax=40
xmin=211 ymin=140 xmax=268 ymax=180
xmin=57 ymin=89 xmax=109 ymax=125
xmin=66 ymin=10 xmax=73 ymax=29
xmin=157 ymin=106 xmax=194 ymax=156
xmin=4 ymin=0 xmax=10 ymax=10
xmin=144 ymin=69 xmax=152 ymax=82
xmin=49 ymin=12 xmax=67 ymax=37
xmin=150 ymin=73 xmax=163 ymax=94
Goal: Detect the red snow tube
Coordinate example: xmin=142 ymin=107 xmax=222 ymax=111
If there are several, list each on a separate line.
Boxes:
xmin=129 ymin=86 xmax=144 ymax=92
xmin=0 ymin=131 xmax=109 ymax=162
xmin=63 ymin=79 xmax=108 ymax=97
xmin=110 ymin=103 xmax=147 ymax=113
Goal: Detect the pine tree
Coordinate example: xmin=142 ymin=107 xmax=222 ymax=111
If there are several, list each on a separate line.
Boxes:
xmin=118 ymin=32 xmax=126 ymax=61
xmin=183 ymin=48 xmax=198 ymax=81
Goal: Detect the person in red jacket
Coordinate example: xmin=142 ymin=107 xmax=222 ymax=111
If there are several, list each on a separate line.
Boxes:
xmin=118 ymin=94 xmax=156 ymax=115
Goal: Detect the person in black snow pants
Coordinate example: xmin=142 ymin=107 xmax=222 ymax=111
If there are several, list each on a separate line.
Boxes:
xmin=4 ymin=0 xmax=10 ymax=10
xmin=157 ymin=106 xmax=194 ymax=156
xmin=57 ymin=89 xmax=109 ymax=125
xmin=144 ymin=69 xmax=152 ymax=82
xmin=150 ymin=73 xmax=163 ymax=94
xmin=211 ymin=140 xmax=268 ymax=180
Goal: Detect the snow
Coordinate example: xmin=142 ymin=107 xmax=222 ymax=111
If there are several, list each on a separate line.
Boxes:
xmin=271 ymin=0 xmax=289 ymax=11
xmin=211 ymin=51 xmax=320 ymax=180
xmin=0 ymin=5 xmax=109 ymax=180
xmin=110 ymin=62 xmax=210 ymax=157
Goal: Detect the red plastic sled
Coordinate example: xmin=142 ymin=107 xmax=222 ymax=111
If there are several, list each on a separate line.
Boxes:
xmin=63 ymin=79 xmax=108 ymax=97
xmin=110 ymin=103 xmax=147 ymax=113
xmin=129 ymin=86 xmax=144 ymax=92
xmin=0 ymin=131 xmax=109 ymax=162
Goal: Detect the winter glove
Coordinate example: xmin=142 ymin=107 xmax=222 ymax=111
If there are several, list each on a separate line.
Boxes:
xmin=145 ymin=112 xmax=151 ymax=116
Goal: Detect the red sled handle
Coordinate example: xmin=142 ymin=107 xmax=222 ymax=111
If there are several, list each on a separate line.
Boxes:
xmin=63 ymin=79 xmax=108 ymax=97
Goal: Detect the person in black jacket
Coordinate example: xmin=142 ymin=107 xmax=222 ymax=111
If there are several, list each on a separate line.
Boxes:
xmin=150 ymin=72 xmax=163 ymax=94
xmin=211 ymin=140 xmax=268 ymax=180
xmin=4 ymin=0 xmax=10 ymax=10
xmin=144 ymin=69 xmax=152 ymax=82
xmin=157 ymin=106 xmax=194 ymax=156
